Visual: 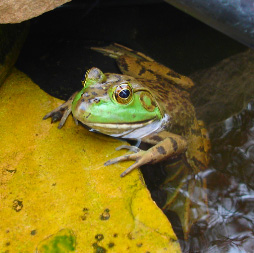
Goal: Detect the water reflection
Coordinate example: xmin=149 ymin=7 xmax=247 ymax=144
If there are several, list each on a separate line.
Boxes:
xmin=198 ymin=101 xmax=254 ymax=252
xmin=160 ymin=100 xmax=254 ymax=252
xmin=182 ymin=106 xmax=254 ymax=253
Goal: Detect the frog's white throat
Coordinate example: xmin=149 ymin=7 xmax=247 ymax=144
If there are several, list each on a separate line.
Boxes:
xmin=88 ymin=114 xmax=169 ymax=140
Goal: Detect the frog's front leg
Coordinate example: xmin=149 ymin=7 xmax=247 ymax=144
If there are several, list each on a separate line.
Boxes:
xmin=105 ymin=133 xmax=187 ymax=177
xmin=43 ymin=91 xmax=78 ymax=129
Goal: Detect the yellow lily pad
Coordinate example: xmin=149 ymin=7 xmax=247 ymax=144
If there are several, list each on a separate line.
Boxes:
xmin=0 ymin=68 xmax=181 ymax=252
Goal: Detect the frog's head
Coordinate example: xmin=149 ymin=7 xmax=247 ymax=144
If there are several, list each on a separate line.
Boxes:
xmin=72 ymin=67 xmax=165 ymax=139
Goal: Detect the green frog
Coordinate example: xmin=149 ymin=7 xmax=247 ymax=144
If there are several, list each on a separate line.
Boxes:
xmin=43 ymin=44 xmax=210 ymax=236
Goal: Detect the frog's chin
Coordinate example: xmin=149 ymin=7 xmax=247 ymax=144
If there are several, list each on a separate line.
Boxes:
xmin=86 ymin=114 xmax=169 ymax=140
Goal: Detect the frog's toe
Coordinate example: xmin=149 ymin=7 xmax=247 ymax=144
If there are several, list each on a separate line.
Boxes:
xmin=104 ymin=151 xmax=142 ymax=166
xmin=43 ymin=112 xmax=53 ymax=120
xmin=104 ymin=154 xmax=140 ymax=177
xmin=43 ymin=105 xmax=66 ymax=121
xmin=73 ymin=117 xmax=79 ymax=125
xmin=116 ymin=145 xmax=141 ymax=153
xmin=51 ymin=111 xmax=65 ymax=123
xmin=58 ymin=108 xmax=72 ymax=129
xmin=105 ymin=151 xmax=146 ymax=177
xmin=104 ymin=154 xmax=132 ymax=166
xmin=43 ymin=110 xmax=64 ymax=123
xmin=43 ymin=105 xmax=72 ymax=129
xmin=105 ymin=149 xmax=143 ymax=166
xmin=120 ymin=162 xmax=140 ymax=177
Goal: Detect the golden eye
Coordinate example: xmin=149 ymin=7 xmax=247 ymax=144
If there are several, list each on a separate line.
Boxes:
xmin=114 ymin=83 xmax=133 ymax=104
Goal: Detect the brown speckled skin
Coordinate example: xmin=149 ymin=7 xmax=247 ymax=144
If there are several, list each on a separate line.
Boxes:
xmin=109 ymin=45 xmax=210 ymax=174
xmin=93 ymin=44 xmax=210 ymax=237
xmin=44 ymin=43 xmax=210 ymax=237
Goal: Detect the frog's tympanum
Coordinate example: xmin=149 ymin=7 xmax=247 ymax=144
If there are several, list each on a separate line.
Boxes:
xmin=44 ymin=44 xmax=210 ymax=237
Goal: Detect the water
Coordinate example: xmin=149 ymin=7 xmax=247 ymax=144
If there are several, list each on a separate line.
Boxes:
xmin=171 ymin=49 xmax=254 ymax=251
xmin=183 ymin=101 xmax=254 ymax=252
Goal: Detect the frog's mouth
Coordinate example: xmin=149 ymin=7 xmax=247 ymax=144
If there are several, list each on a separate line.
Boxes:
xmin=86 ymin=118 xmax=155 ymax=133
xmin=85 ymin=114 xmax=169 ymax=139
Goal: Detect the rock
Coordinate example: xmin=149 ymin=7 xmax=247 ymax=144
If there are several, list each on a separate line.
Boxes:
xmin=191 ymin=49 xmax=254 ymax=126
xmin=0 ymin=0 xmax=71 ymax=23
xmin=0 ymin=68 xmax=181 ymax=252
xmin=0 ymin=23 xmax=28 ymax=87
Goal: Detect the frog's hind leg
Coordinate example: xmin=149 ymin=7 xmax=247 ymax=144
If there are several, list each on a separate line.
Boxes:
xmin=162 ymin=160 xmax=209 ymax=239
xmin=162 ymin=118 xmax=210 ymax=238
xmin=91 ymin=43 xmax=154 ymax=61
xmin=91 ymin=43 xmax=194 ymax=89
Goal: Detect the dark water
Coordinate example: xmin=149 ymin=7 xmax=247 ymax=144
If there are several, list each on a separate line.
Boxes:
xmin=171 ymin=49 xmax=254 ymax=252
xmin=182 ymin=100 xmax=254 ymax=252
xmin=15 ymin=1 xmax=253 ymax=252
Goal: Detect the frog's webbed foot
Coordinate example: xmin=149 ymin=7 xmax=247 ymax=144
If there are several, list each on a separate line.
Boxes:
xmin=106 ymin=135 xmax=187 ymax=177
xmin=106 ymin=145 xmax=146 ymax=177
xmin=43 ymin=92 xmax=78 ymax=129
xmin=43 ymin=104 xmax=72 ymax=129
xmin=104 ymin=145 xmax=143 ymax=177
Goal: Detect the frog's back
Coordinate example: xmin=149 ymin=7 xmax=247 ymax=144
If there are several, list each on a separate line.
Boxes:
xmin=116 ymin=51 xmax=197 ymax=134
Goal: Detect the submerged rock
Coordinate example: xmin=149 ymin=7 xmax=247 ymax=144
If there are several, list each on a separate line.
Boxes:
xmin=0 ymin=68 xmax=180 ymax=252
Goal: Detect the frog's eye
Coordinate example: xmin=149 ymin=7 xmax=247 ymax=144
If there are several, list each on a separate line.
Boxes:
xmin=114 ymin=83 xmax=133 ymax=104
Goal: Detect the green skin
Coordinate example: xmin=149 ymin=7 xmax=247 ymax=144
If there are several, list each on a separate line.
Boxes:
xmin=71 ymin=74 xmax=162 ymax=126
xmin=43 ymin=44 xmax=210 ymax=236
xmin=43 ymin=67 xmax=197 ymax=177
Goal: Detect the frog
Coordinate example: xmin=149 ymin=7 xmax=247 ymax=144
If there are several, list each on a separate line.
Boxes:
xmin=43 ymin=43 xmax=210 ymax=237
